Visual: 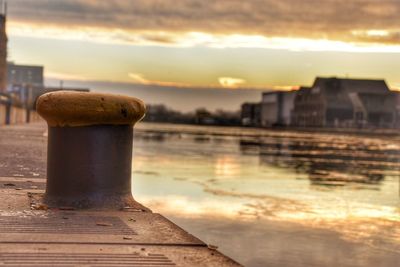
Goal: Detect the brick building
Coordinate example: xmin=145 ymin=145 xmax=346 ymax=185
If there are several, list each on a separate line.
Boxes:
xmin=292 ymin=77 xmax=396 ymax=128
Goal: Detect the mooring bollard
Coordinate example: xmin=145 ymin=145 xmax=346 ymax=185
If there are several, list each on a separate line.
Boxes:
xmin=36 ymin=91 xmax=146 ymax=209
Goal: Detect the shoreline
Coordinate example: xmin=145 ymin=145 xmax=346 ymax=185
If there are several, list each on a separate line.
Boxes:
xmin=136 ymin=121 xmax=400 ymax=139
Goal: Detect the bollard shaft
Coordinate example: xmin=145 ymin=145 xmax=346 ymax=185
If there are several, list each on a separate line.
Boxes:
xmin=45 ymin=125 xmax=134 ymax=208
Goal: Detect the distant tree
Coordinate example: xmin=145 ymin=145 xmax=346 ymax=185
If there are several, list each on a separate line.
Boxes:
xmin=143 ymin=104 xmax=240 ymax=126
xmin=194 ymin=108 xmax=213 ymax=124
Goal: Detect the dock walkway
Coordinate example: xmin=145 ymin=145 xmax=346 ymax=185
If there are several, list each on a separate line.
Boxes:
xmin=0 ymin=122 xmax=240 ymax=266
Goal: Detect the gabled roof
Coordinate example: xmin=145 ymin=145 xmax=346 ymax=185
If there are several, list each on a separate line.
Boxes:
xmin=313 ymin=77 xmax=390 ymax=94
xmin=311 ymin=77 xmax=391 ymax=110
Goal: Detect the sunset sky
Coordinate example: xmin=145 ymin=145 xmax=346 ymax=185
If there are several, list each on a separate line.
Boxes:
xmin=4 ymin=0 xmax=400 ymax=111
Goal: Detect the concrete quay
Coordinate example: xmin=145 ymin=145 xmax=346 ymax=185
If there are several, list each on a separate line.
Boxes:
xmin=0 ymin=122 xmax=241 ymax=267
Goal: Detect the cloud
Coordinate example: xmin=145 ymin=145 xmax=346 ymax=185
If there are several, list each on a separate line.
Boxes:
xmin=128 ymin=72 xmax=149 ymax=84
xmin=218 ymin=77 xmax=246 ymax=88
xmin=128 ymin=72 xmax=253 ymax=89
xmin=128 ymin=72 xmax=193 ymax=88
xmin=5 ymin=0 xmax=400 ymax=48
xmin=9 ymin=22 xmax=400 ymax=52
xmin=351 ymin=29 xmax=400 ymax=44
xmin=272 ymin=85 xmax=300 ymax=91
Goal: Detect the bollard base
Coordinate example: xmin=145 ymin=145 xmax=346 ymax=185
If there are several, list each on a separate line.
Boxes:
xmin=40 ymin=193 xmax=151 ymax=211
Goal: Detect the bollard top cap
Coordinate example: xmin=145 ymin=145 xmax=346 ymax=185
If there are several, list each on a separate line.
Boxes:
xmin=36 ymin=91 xmax=146 ymax=127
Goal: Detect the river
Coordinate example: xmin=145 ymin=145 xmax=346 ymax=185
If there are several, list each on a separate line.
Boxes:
xmin=132 ymin=122 xmax=400 ymax=267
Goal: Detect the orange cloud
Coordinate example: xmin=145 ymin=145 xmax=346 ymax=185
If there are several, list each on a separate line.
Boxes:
xmin=218 ymin=77 xmax=246 ymax=88
xmin=128 ymin=72 xmax=192 ymax=88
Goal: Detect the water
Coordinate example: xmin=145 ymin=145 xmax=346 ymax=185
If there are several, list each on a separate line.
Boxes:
xmin=132 ymin=122 xmax=400 ymax=267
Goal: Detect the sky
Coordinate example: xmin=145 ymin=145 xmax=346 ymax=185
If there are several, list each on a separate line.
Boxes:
xmin=4 ymin=0 xmax=400 ymax=111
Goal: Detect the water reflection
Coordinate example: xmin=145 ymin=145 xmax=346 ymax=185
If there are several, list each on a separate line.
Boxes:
xmin=132 ymin=123 xmax=400 ymax=267
xmin=214 ymin=156 xmax=240 ymax=179
xmin=240 ymin=135 xmax=400 ymax=188
xmin=135 ymin=131 xmax=167 ymax=142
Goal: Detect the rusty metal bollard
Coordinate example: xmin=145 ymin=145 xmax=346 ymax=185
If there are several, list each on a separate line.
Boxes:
xmin=36 ymin=91 xmax=146 ymax=209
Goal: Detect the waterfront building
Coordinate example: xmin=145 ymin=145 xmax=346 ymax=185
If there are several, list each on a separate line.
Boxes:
xmin=292 ymin=77 xmax=396 ymax=128
xmin=0 ymin=3 xmax=7 ymax=92
xmin=6 ymin=63 xmax=45 ymax=107
xmin=7 ymin=63 xmax=44 ymax=87
xmin=261 ymin=91 xmax=296 ymax=127
xmin=6 ymin=62 xmax=89 ymax=108
xmin=241 ymin=102 xmax=261 ymax=126
xmin=291 ymin=86 xmax=323 ymax=127
xmin=393 ymin=92 xmax=400 ymax=128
